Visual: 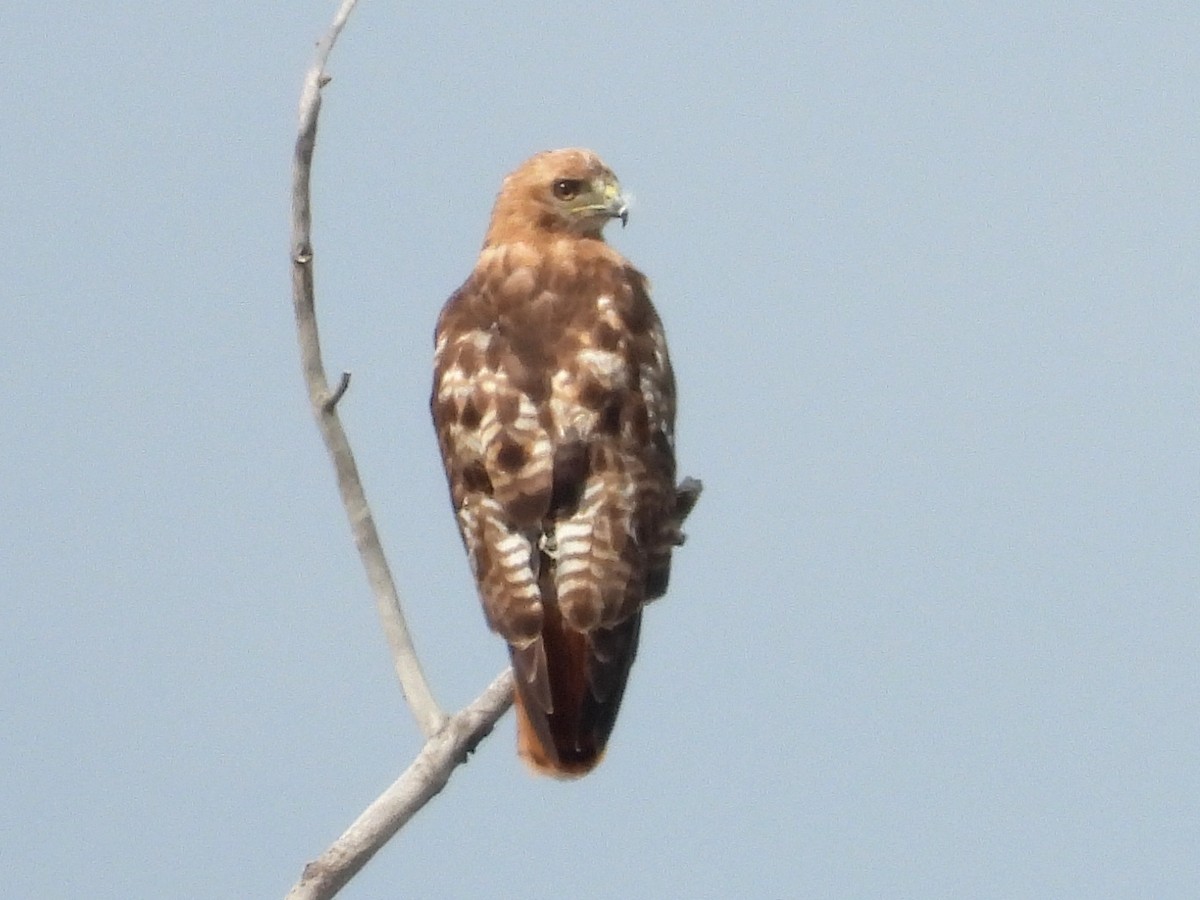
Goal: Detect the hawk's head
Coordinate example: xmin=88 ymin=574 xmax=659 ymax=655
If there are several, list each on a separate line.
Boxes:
xmin=485 ymin=148 xmax=629 ymax=246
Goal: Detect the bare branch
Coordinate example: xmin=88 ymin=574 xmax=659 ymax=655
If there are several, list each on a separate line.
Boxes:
xmin=286 ymin=671 xmax=515 ymax=900
xmin=286 ymin=4 xmax=704 ymax=896
xmin=287 ymin=5 xmax=519 ymax=894
xmin=289 ymin=0 xmax=444 ymax=738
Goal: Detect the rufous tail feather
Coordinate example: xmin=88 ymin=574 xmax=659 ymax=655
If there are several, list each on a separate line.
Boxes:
xmin=510 ymin=559 xmax=641 ymax=778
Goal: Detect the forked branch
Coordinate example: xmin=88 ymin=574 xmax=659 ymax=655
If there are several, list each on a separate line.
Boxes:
xmin=289 ymin=0 xmax=445 ymax=738
xmin=285 ymin=671 xmax=515 ymax=900
xmin=286 ymin=3 xmax=699 ymax=898
xmin=287 ymin=3 xmax=518 ymax=897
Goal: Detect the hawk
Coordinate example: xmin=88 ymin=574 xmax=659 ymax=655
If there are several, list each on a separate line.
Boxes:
xmin=431 ymin=148 xmax=698 ymax=777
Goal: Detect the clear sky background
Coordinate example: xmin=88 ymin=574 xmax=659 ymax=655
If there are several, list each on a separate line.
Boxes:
xmin=4 ymin=2 xmax=1197 ymax=898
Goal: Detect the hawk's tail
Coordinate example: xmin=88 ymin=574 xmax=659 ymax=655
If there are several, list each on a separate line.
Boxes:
xmin=509 ymin=599 xmax=642 ymax=779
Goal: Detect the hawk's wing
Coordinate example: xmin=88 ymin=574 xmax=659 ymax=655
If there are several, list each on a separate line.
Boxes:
xmin=430 ymin=148 xmax=693 ymax=777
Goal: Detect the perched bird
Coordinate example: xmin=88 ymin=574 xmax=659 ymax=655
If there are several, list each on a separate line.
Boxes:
xmin=431 ymin=149 xmax=697 ymax=777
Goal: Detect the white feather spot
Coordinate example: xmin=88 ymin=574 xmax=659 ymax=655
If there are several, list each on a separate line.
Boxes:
xmin=557 ymin=578 xmax=596 ymax=596
xmin=556 ymin=557 xmax=591 ymax=577
xmin=577 ymin=348 xmax=626 ymax=384
xmin=556 ymin=521 xmax=592 ymax=542
xmin=581 ymin=480 xmax=606 ymax=502
xmin=465 ymin=330 xmax=492 ymax=352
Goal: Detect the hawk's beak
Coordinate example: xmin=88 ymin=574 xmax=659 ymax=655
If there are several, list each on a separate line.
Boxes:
xmin=603 ymin=181 xmax=629 ymax=227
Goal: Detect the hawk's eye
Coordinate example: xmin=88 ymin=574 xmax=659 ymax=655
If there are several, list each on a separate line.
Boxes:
xmin=552 ymin=179 xmax=583 ymax=201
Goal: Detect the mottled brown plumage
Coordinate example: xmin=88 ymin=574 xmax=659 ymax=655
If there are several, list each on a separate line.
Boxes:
xmin=431 ymin=149 xmax=686 ymax=777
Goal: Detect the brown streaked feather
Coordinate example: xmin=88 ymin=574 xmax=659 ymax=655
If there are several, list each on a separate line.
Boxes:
xmin=431 ymin=149 xmax=686 ymax=777
xmin=509 ymin=634 xmax=552 ymax=715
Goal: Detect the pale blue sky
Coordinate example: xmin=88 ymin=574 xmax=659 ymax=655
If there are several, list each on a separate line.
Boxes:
xmin=4 ymin=2 xmax=1197 ymax=898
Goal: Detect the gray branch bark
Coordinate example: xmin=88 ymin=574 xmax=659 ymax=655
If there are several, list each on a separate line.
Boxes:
xmin=286 ymin=4 xmax=701 ymax=897
xmin=289 ymin=0 xmax=445 ymax=738
xmin=286 ymin=2 xmax=515 ymax=897
xmin=285 ymin=671 xmax=514 ymax=900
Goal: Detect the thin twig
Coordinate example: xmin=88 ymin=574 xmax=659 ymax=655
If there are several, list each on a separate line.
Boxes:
xmin=285 ymin=671 xmax=515 ymax=900
xmin=323 ymin=371 xmax=352 ymax=411
xmin=289 ymin=0 xmax=445 ymax=738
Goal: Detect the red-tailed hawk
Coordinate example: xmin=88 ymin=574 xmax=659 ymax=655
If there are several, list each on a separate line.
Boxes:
xmin=431 ymin=148 xmax=698 ymax=777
